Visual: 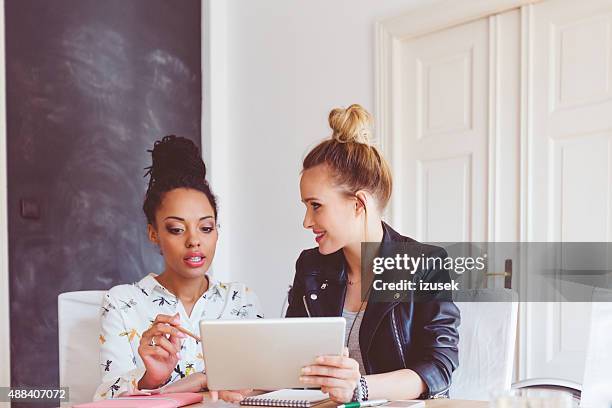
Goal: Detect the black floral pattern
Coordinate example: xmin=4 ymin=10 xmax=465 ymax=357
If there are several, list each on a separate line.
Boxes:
xmin=95 ymin=274 xmax=263 ymax=400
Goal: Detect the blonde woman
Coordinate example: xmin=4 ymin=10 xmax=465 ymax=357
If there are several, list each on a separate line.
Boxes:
xmin=287 ymin=105 xmax=460 ymax=402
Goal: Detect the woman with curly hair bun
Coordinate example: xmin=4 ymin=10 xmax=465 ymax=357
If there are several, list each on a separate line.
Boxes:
xmin=94 ymin=135 xmax=261 ymax=402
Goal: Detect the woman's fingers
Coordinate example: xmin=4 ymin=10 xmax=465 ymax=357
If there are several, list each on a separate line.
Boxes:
xmin=139 ymin=333 xmax=180 ymax=360
xmin=313 ymin=355 xmax=359 ymax=370
xmin=300 ymin=355 xmax=359 ymax=402
xmin=210 ymin=389 xmax=253 ymax=403
xmin=169 ymin=332 xmax=182 ymax=351
xmin=140 ymin=314 xmax=185 ymax=346
xmin=153 ymin=313 xmax=181 ymax=326
xmin=300 ymin=351 xmax=360 ymax=391
xmin=140 ymin=321 xmax=186 ymax=353
xmin=154 ymin=335 xmax=181 ymax=358
xmin=149 ymin=322 xmax=187 ymax=340
xmin=299 ymin=375 xmax=350 ymax=388
xmin=301 ymin=365 xmax=356 ymax=380
xmin=219 ymin=390 xmax=247 ymax=403
xmin=141 ymin=343 xmax=171 ymax=360
xmin=209 ymin=390 xmax=219 ymax=402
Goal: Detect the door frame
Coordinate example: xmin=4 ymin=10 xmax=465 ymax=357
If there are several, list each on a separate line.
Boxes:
xmin=0 ymin=0 xmax=11 ymax=388
xmin=201 ymin=0 xmax=232 ymax=283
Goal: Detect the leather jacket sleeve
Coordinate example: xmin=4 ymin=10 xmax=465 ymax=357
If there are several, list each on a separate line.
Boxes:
xmin=409 ymin=301 xmax=460 ymax=398
xmin=407 ymin=247 xmax=460 ymax=398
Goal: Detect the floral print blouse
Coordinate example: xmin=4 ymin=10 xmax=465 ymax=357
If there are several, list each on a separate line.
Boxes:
xmin=94 ymin=273 xmax=263 ymax=400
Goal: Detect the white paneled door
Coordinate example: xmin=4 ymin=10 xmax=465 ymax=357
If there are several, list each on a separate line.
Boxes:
xmin=398 ymin=17 xmax=490 ymax=243
xmin=524 ymin=0 xmax=612 ymax=383
xmin=380 ymin=0 xmax=611 ymax=384
xmin=394 ymin=9 xmax=522 ymax=245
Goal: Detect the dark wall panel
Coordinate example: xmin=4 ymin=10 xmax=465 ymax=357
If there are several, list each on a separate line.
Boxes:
xmin=6 ymin=0 xmax=201 ymax=392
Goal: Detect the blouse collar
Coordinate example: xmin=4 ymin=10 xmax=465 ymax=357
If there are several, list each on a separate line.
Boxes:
xmin=137 ymin=272 xmax=219 ymax=299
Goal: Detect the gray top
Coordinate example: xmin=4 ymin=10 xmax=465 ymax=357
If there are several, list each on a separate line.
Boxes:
xmin=342 ymin=309 xmax=366 ymax=374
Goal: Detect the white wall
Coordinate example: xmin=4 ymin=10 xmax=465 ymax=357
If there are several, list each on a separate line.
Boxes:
xmin=217 ymin=0 xmax=439 ymax=316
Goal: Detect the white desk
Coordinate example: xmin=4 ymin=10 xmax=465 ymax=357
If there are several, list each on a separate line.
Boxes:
xmin=186 ymin=393 xmax=488 ymax=408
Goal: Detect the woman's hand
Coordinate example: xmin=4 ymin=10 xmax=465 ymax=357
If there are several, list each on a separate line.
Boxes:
xmin=138 ymin=313 xmax=187 ymax=389
xmin=160 ymin=372 xmax=252 ymax=403
xmin=300 ymin=348 xmax=360 ymax=403
xmin=160 ymin=372 xmax=207 ymax=394
xmin=210 ymin=389 xmax=254 ymax=404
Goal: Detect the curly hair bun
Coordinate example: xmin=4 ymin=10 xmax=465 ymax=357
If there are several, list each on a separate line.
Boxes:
xmin=143 ymin=135 xmax=217 ymax=224
xmin=145 ymin=135 xmax=206 ymax=185
xmin=328 ymin=104 xmax=373 ymax=144
xmin=304 ymin=104 xmax=392 ymax=210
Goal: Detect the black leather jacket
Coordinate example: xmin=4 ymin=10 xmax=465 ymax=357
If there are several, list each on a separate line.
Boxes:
xmin=286 ymin=222 xmax=460 ymax=399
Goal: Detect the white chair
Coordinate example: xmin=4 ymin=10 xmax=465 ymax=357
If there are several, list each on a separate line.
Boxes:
xmin=58 ymin=290 xmax=105 ymax=405
xmin=449 ymin=289 xmax=519 ymax=400
xmin=580 ymin=291 xmax=612 ymax=407
xmin=510 ymin=286 xmax=612 ymax=406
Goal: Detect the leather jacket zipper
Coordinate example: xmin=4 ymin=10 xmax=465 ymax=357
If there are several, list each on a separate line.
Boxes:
xmin=302 ymin=295 xmax=312 ymax=317
xmin=390 ymin=308 xmax=406 ymax=368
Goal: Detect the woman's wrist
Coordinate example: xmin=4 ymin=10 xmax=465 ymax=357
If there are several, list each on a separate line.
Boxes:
xmin=138 ymin=370 xmax=170 ymax=390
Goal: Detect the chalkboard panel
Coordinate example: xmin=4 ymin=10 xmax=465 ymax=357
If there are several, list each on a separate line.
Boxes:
xmin=6 ymin=0 xmax=201 ymax=397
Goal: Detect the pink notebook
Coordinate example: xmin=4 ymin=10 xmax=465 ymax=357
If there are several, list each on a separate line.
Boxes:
xmin=73 ymin=392 xmax=203 ymax=408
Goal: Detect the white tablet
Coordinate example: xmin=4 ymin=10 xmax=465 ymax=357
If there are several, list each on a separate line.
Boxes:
xmin=199 ymin=317 xmax=346 ymax=390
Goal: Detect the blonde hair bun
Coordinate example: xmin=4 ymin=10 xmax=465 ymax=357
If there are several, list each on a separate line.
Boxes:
xmin=329 ymin=104 xmax=373 ymax=144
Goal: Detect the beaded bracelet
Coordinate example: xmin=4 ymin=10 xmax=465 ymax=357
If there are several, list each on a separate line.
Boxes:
xmin=352 ymin=376 xmax=369 ymax=402
xmin=359 ymin=376 xmax=369 ymax=401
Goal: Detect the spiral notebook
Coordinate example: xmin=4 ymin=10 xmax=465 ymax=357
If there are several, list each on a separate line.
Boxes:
xmin=240 ymin=390 xmax=330 ymax=407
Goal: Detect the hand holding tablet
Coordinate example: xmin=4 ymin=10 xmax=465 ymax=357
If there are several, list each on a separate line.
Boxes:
xmin=300 ymin=347 xmax=361 ymax=403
